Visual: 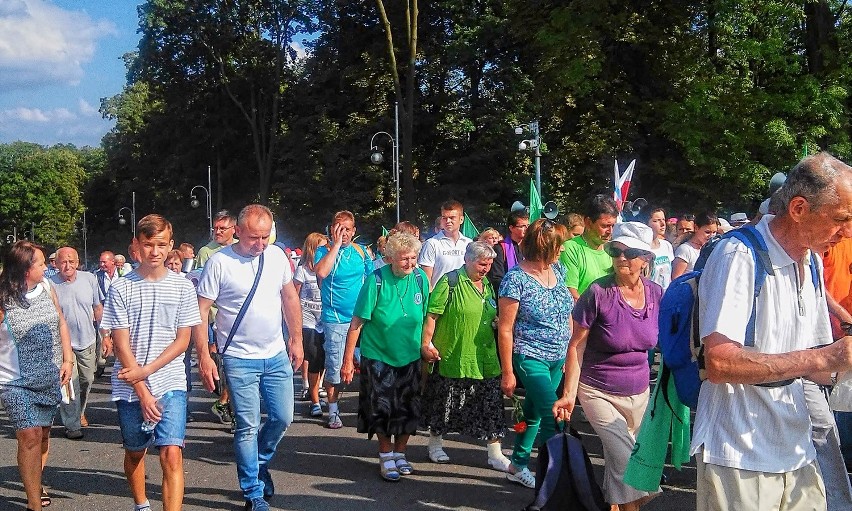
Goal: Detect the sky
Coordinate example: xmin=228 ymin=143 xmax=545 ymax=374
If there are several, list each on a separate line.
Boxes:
xmin=0 ymin=1 xmax=142 ymax=148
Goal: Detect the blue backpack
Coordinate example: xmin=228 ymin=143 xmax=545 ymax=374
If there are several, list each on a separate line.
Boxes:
xmin=657 ymin=225 xmax=819 ymax=410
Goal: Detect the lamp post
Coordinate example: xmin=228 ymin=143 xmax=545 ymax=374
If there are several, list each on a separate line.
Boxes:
xmin=369 ymin=102 xmax=401 ymax=224
xmin=190 ymin=165 xmax=213 ymax=241
xmin=118 ymin=191 xmax=137 ymax=238
xmin=22 ymin=222 xmax=35 ymax=241
xmin=514 ymin=120 xmax=542 ymax=197
xmin=5 ymin=226 xmax=17 ymax=244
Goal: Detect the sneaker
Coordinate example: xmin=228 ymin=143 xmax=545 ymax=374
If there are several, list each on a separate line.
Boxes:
xmin=244 ymin=496 xmax=270 ymax=511
xmin=211 ymin=402 xmax=233 ymax=424
xmin=318 ymin=387 xmax=328 ymax=399
xmin=299 ymin=388 xmax=309 ymax=401
xmin=327 ymin=411 xmax=343 ymax=429
xmin=65 ymin=429 xmax=83 ymax=440
xmin=506 ymin=466 xmax=535 ymax=488
xmin=309 ymin=403 xmax=323 ymax=417
xmin=230 ymin=421 xmax=236 ymax=434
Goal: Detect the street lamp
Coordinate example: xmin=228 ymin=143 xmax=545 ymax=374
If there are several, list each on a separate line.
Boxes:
xmin=369 ymin=102 xmax=400 ymax=224
xmin=5 ymin=226 xmax=17 ymax=244
xmin=118 ymin=191 xmax=137 ymax=238
xmin=514 ymin=120 xmax=542 ymax=197
xmin=190 ymin=165 xmax=213 ymax=240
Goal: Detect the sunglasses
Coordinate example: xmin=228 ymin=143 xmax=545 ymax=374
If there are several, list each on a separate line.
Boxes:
xmin=604 ymin=245 xmax=649 ymax=260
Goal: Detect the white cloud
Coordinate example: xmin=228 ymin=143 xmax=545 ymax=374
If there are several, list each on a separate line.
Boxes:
xmin=78 ymin=98 xmax=98 ymax=117
xmin=289 ymin=41 xmax=308 ymax=61
xmin=0 ymin=0 xmax=116 ymax=91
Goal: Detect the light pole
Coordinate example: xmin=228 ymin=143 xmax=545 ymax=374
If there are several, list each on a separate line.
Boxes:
xmin=118 ymin=191 xmax=137 ymax=238
xmin=369 ymin=102 xmax=401 ymax=224
xmin=82 ymin=209 xmax=88 ymax=270
xmin=515 ymin=120 xmax=542 ymax=197
xmin=22 ymin=222 xmax=34 ymax=241
xmin=5 ymin=226 xmax=17 ymax=244
xmin=190 ymin=165 xmax=213 ymax=241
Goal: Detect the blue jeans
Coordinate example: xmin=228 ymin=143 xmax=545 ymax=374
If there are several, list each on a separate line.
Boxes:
xmin=323 ymin=322 xmax=350 ymax=385
xmin=224 ymin=350 xmax=294 ymax=500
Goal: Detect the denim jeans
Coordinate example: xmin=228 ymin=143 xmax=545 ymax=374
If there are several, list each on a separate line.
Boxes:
xmin=224 ymin=350 xmax=294 ymax=500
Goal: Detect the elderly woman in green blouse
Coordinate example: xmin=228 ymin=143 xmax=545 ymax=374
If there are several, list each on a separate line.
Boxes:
xmin=420 ymin=241 xmax=511 ymax=471
xmin=341 ymin=232 xmax=430 ymax=482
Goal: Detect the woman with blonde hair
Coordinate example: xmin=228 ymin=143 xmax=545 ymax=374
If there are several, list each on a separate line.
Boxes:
xmin=498 ymin=219 xmax=573 ymax=488
xmin=341 ymin=233 xmax=430 ymax=481
xmin=478 ymin=228 xmax=501 ymax=246
xmin=295 ymin=232 xmax=329 ymax=416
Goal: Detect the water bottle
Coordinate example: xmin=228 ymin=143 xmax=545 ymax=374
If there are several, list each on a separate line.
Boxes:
xmin=140 ymin=394 xmax=166 ymax=433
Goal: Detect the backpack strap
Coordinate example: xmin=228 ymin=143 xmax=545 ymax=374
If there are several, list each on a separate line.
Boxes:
xmin=723 ymin=226 xmax=772 ymax=348
xmin=446 ymin=268 xmax=460 ymax=303
xmin=566 ymin=429 xmax=609 ymax=511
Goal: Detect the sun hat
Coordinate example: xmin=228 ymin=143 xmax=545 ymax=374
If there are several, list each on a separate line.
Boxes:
xmin=608 ymin=222 xmax=653 ymax=252
xmin=718 ymin=218 xmax=734 ymax=233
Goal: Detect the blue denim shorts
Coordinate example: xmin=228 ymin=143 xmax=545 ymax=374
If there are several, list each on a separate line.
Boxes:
xmin=116 ymin=390 xmax=187 ymax=451
xmin=322 ymin=322 xmax=350 ymax=385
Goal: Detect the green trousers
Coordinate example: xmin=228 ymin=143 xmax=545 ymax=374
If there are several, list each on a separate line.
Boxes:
xmin=510 ymin=353 xmax=564 ymax=468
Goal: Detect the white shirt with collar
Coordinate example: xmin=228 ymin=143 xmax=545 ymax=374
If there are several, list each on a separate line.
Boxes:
xmin=418 ymin=230 xmax=472 ymax=287
xmin=690 ymin=215 xmax=831 ymax=473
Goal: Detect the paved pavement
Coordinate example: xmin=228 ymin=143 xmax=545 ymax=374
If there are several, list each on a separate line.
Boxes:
xmin=0 ymin=368 xmax=696 ymax=510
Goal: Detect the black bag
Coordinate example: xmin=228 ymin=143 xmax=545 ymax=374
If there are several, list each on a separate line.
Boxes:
xmin=524 ymin=425 xmax=609 ymax=511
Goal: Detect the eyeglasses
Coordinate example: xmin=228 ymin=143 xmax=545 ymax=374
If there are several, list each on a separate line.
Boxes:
xmin=214 ymin=225 xmax=235 ymax=232
xmin=604 ymin=245 xmax=649 ymax=260
xmin=510 ymin=224 xmax=529 ymax=230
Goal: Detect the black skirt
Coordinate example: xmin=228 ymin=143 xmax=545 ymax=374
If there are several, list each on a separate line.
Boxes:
xmin=423 ymin=370 xmax=506 ymax=441
xmin=357 ymin=356 xmax=423 ymax=438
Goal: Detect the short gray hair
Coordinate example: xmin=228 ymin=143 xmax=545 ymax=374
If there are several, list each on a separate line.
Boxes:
xmin=384 ymin=233 xmax=422 ymax=260
xmin=464 ymin=241 xmax=496 ymax=263
xmin=238 ymin=204 xmax=273 ymax=226
xmin=777 ymin=152 xmax=852 ymax=214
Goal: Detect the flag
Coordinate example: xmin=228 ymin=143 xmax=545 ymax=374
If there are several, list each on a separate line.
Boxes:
xmin=529 ymin=178 xmax=543 ymax=222
xmin=613 ymin=159 xmax=636 ymax=212
xmin=461 ymin=213 xmax=480 ymax=239
xmin=382 ymin=226 xmax=389 ymax=236
xmin=801 ymin=143 xmax=808 ymax=160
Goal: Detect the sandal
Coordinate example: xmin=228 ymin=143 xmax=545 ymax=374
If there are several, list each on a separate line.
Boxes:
xmin=393 ymin=453 xmax=414 ymax=476
xmin=428 ymin=446 xmax=450 ymax=464
xmin=379 ymin=455 xmax=401 ymax=482
xmin=506 ymin=466 xmax=536 ymax=489
xmin=41 ymin=488 xmax=51 ymax=507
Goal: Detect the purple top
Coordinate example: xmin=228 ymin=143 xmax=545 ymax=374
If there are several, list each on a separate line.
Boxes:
xmin=572 ymin=275 xmax=662 ymax=396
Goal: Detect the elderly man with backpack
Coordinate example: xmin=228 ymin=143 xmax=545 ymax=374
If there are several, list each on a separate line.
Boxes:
xmin=691 ymin=152 xmax=852 ymax=511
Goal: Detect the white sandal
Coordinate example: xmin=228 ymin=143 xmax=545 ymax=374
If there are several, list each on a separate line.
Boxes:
xmin=506 ymin=466 xmax=536 ymax=488
xmin=428 ymin=446 xmax=450 ymax=464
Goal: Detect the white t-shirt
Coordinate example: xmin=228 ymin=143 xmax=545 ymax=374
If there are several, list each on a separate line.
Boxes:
xmin=102 ymin=271 xmax=202 ymax=402
xmin=294 ymin=264 xmax=322 ymax=332
xmin=673 ymin=241 xmax=701 ymax=272
xmin=650 ymin=239 xmax=674 ymax=291
xmin=196 ymin=244 xmax=293 ymax=359
xmin=691 ymin=216 xmax=830 ymax=473
xmin=418 ymin=231 xmax=472 ymax=287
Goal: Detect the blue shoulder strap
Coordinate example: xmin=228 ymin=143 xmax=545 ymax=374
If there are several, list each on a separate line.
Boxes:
xmin=722 ymin=226 xmax=771 ymax=348
xmin=219 ymin=252 xmax=264 ymax=355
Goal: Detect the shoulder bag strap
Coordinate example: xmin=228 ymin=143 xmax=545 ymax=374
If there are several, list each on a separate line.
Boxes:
xmin=219 ymin=253 xmax=265 ymax=356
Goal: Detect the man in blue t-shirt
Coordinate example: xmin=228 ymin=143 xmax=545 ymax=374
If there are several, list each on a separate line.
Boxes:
xmin=314 ymin=210 xmax=373 ymax=430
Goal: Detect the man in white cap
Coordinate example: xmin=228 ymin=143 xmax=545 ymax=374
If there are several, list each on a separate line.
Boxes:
xmin=730 ymin=213 xmax=749 ymax=227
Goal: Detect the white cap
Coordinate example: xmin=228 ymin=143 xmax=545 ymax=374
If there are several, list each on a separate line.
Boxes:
xmin=730 ymin=212 xmax=748 ymax=224
xmin=718 ymin=218 xmax=733 ymax=233
xmin=608 ymin=222 xmax=653 ymax=252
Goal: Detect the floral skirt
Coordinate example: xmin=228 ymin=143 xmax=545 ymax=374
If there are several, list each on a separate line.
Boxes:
xmin=423 ymin=369 xmax=506 ymax=441
xmin=357 ymin=356 xmax=422 ymax=438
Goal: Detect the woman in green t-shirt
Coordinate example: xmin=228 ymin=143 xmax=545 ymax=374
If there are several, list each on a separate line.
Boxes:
xmin=341 ymin=233 xmax=430 ymax=482
xmin=420 ymin=241 xmax=511 ymax=472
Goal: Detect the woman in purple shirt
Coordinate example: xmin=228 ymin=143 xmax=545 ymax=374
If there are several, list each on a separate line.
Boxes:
xmin=554 ymin=222 xmax=662 ymax=510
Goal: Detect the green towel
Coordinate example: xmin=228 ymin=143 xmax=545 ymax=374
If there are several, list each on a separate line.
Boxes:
xmin=624 ymin=362 xmax=692 ymax=492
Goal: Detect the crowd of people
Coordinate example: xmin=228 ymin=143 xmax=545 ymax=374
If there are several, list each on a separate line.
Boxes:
xmin=3 ymin=152 xmax=852 ymax=511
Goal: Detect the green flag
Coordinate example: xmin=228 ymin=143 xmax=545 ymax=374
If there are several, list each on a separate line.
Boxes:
xmin=529 ymin=179 xmax=543 ymax=222
xmin=461 ymin=213 xmax=480 ymax=239
xmin=382 ymin=226 xmax=389 ymax=236
xmin=801 ymin=143 xmax=808 ymax=160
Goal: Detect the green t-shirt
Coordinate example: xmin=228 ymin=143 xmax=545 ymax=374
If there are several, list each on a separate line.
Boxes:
xmin=353 ymin=265 xmax=430 ymax=367
xmin=427 ymin=268 xmax=500 ymax=379
xmin=560 ymin=235 xmax=613 ymax=294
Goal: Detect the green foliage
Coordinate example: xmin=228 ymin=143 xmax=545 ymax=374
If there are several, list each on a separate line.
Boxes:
xmin=0 ymin=143 xmax=96 ymax=248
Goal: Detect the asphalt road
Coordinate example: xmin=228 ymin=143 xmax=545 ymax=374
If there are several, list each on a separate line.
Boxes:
xmin=0 ymin=368 xmax=696 ymax=511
